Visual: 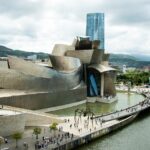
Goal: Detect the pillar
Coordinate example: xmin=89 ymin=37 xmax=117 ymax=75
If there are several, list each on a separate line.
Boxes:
xmin=100 ymin=73 xmax=104 ymax=97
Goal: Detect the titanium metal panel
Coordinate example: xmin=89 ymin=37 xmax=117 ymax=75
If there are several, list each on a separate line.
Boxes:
xmin=104 ymin=72 xmax=116 ymax=96
xmin=52 ymin=44 xmax=75 ymax=56
xmin=49 ymin=55 xmax=81 ymax=72
xmin=8 ymin=56 xmax=55 ymax=78
xmin=66 ymin=50 xmax=103 ymax=64
xmin=0 ymin=68 xmax=82 ymax=91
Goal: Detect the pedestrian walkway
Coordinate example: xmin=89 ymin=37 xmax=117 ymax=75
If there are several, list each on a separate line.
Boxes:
xmin=94 ymin=92 xmax=150 ymax=122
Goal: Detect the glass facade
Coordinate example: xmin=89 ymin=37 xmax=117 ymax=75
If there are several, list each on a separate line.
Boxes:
xmin=86 ymin=13 xmax=105 ymax=50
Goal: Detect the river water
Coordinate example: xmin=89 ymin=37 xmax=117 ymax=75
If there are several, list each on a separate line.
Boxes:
xmin=77 ymin=111 xmax=150 ymax=150
xmin=50 ymin=92 xmax=150 ymax=150
xmin=50 ymin=92 xmax=144 ymax=116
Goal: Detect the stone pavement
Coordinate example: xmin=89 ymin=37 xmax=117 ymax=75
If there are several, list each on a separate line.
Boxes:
xmin=58 ymin=116 xmax=118 ymax=137
xmin=0 ymin=115 xmax=119 ymax=150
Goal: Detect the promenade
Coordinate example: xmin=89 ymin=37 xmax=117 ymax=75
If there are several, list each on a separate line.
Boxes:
xmin=0 ymin=107 xmax=138 ymax=150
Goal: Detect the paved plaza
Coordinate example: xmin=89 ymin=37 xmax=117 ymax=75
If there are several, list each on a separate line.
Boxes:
xmin=0 ymin=115 xmax=119 ymax=150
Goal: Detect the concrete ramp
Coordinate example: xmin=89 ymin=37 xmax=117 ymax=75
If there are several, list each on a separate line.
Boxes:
xmin=3 ymin=105 xmax=63 ymax=126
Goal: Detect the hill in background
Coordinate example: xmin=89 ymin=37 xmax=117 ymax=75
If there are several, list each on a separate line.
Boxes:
xmin=109 ymin=54 xmax=150 ymax=68
xmin=0 ymin=45 xmax=149 ymax=68
xmin=0 ymin=45 xmax=49 ymax=60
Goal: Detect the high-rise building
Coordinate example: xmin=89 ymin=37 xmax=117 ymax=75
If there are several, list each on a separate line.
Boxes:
xmin=86 ymin=13 xmax=105 ymax=50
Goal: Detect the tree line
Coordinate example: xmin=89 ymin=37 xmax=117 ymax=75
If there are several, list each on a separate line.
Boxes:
xmin=117 ymin=70 xmax=150 ymax=86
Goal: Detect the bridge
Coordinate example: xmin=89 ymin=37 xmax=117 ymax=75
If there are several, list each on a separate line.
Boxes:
xmin=94 ymin=92 xmax=150 ymax=122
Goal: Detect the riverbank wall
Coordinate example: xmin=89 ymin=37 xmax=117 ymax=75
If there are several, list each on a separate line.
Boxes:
xmin=53 ymin=114 xmax=137 ymax=150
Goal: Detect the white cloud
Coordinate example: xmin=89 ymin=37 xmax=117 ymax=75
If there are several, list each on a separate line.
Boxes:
xmin=0 ymin=0 xmax=149 ymax=56
xmin=105 ymin=25 xmax=150 ymax=55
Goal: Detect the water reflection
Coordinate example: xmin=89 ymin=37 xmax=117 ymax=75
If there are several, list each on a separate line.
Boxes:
xmin=127 ymin=93 xmax=131 ymax=106
xmin=50 ymin=92 xmax=144 ymax=116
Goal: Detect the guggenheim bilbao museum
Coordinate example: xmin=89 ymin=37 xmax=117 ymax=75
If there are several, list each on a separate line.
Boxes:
xmin=0 ymin=13 xmax=116 ymax=111
xmin=0 ymin=37 xmax=116 ymax=110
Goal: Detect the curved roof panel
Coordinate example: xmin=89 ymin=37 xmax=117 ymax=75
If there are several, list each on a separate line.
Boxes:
xmin=88 ymin=64 xmax=116 ymax=73
xmin=52 ymin=44 xmax=75 ymax=56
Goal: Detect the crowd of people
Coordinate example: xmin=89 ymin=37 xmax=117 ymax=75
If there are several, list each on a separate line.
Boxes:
xmin=32 ymin=115 xmax=106 ymax=149
xmin=35 ymin=126 xmax=74 ymax=149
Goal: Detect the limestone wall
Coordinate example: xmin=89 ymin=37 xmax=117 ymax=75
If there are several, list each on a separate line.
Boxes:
xmin=0 ymin=87 xmax=87 ymax=110
xmin=0 ymin=113 xmax=25 ymax=136
xmin=0 ymin=61 xmax=8 ymax=69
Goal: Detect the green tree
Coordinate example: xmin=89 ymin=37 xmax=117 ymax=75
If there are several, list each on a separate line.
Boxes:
xmin=117 ymin=70 xmax=150 ymax=86
xmin=33 ymin=127 xmax=41 ymax=140
xmin=49 ymin=122 xmax=58 ymax=136
xmin=12 ymin=132 xmax=22 ymax=148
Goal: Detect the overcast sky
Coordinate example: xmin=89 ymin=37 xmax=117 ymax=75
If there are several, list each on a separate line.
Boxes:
xmin=0 ymin=0 xmax=149 ymax=55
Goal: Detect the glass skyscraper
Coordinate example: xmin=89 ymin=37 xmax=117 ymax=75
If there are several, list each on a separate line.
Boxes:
xmin=86 ymin=13 xmax=105 ymax=50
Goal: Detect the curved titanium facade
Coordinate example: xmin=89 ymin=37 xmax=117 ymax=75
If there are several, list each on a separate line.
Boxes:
xmin=0 ymin=54 xmax=85 ymax=109
xmin=8 ymin=56 xmax=56 ymax=78
xmin=50 ymin=55 xmax=81 ymax=72
xmin=0 ymin=69 xmax=83 ymax=93
xmin=7 ymin=56 xmax=83 ymax=90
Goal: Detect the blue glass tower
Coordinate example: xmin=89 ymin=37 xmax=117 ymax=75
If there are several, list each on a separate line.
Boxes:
xmin=86 ymin=13 xmax=105 ymax=50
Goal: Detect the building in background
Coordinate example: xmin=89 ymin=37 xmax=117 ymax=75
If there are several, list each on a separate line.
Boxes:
xmin=123 ymin=65 xmax=127 ymax=74
xmin=86 ymin=13 xmax=105 ymax=50
xmin=27 ymin=54 xmax=37 ymax=61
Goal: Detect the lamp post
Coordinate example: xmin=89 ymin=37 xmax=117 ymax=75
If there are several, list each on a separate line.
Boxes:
xmin=127 ymin=81 xmax=131 ymax=94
